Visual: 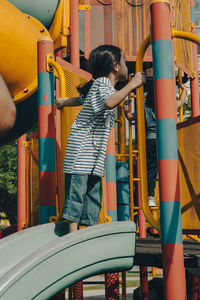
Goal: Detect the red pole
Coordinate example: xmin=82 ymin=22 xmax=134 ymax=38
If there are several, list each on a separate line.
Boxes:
xmin=37 ymin=36 xmax=57 ymax=224
xmin=190 ymin=0 xmax=200 ymax=117
xmin=17 ymin=134 xmax=27 ymax=231
xmin=70 ymin=5 xmax=82 ymax=296
xmin=70 ymin=0 xmax=80 ymax=67
xmin=136 ymin=109 xmax=149 ymax=300
xmin=84 ymin=0 xmax=91 ymax=59
xmin=150 ymin=1 xmax=186 ymax=299
xmin=105 ymin=127 xmax=120 ymax=300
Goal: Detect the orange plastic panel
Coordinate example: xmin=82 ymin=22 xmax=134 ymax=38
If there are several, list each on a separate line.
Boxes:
xmin=177 ymin=117 xmax=200 ymax=232
xmin=173 ymin=0 xmax=193 ymax=73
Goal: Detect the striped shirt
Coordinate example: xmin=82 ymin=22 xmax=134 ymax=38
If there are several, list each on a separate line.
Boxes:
xmin=63 ymin=77 xmax=117 ymax=177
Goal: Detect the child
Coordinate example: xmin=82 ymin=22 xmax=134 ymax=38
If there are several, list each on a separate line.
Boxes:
xmin=56 ymin=45 xmax=145 ymax=232
xmin=0 ymin=74 xmax=16 ymax=137
xmin=123 ymin=81 xmax=186 ymax=207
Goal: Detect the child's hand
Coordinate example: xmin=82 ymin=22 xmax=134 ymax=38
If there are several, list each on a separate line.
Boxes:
xmin=123 ymin=100 xmax=135 ymax=121
xmin=123 ymin=100 xmax=129 ymax=113
xmin=55 ymin=98 xmax=68 ymax=110
xmin=130 ymin=72 xmax=146 ymax=89
xmin=180 ymin=84 xmax=186 ymax=90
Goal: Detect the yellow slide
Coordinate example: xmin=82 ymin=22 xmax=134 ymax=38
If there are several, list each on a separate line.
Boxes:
xmin=0 ymin=0 xmax=68 ymax=104
xmin=0 ymin=0 xmax=68 ymax=145
xmin=0 ymin=0 xmax=51 ymax=103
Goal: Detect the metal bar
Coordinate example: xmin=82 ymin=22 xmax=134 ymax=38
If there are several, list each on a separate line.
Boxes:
xmin=70 ymin=0 xmax=80 ymax=67
xmin=135 ymin=34 xmax=160 ymax=230
xmin=17 ymin=134 xmax=27 ymax=231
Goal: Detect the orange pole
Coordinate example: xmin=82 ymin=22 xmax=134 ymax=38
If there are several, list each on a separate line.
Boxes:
xmin=84 ymin=0 xmax=91 ymax=59
xmin=70 ymin=0 xmax=80 ymax=67
xmin=17 ymin=134 xmax=27 ymax=231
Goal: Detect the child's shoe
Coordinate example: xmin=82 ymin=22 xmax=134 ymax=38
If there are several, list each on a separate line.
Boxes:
xmin=148 ymin=196 xmax=156 ymax=207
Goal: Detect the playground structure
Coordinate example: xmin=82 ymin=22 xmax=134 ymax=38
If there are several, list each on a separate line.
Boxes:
xmin=1 ymin=0 xmax=200 ymax=299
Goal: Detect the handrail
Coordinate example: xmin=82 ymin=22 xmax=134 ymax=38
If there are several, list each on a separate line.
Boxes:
xmin=135 ymin=35 xmax=160 ymax=230
xmin=135 ymin=29 xmax=200 ymax=230
xmin=172 ymin=30 xmax=200 ymax=46
xmin=47 ymin=55 xmax=67 ymax=98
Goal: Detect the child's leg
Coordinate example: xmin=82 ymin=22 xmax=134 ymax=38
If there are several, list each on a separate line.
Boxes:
xmin=69 ymin=222 xmax=78 ymax=232
xmin=146 ymin=139 xmax=157 ymax=205
xmin=80 ymin=175 xmax=102 ymax=226
xmin=62 ymin=174 xmax=89 ymax=229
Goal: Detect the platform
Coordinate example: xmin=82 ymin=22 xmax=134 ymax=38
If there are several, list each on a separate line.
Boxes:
xmin=135 ymin=238 xmax=200 ymax=268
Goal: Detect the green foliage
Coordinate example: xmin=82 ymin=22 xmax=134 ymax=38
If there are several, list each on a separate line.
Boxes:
xmin=183 ymin=94 xmax=192 ymax=120
xmin=0 ymin=142 xmax=17 ymax=194
xmin=0 ymin=141 xmax=18 ymax=224
xmin=0 ymin=122 xmax=38 ymax=225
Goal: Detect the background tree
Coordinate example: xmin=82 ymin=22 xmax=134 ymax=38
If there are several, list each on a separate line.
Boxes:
xmin=0 ymin=141 xmax=17 ymax=224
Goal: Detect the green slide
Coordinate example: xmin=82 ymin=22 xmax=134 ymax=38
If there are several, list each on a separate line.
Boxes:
xmin=0 ymin=221 xmax=136 ymax=300
xmin=8 ymin=0 xmax=60 ymax=29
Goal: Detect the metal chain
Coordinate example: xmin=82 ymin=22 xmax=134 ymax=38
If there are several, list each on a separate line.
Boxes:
xmin=96 ymin=0 xmax=114 ymax=5
xmin=125 ymin=0 xmax=144 ymax=7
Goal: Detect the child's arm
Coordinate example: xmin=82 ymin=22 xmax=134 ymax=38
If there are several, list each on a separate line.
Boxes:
xmin=123 ymin=100 xmax=135 ymax=121
xmin=177 ymin=84 xmax=186 ymax=108
xmin=55 ymin=97 xmax=82 ymax=110
xmin=104 ymin=72 xmax=145 ymax=110
xmin=0 ymin=74 xmax=16 ymax=137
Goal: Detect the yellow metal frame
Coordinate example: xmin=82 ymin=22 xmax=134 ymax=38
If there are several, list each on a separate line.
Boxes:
xmin=47 ymin=55 xmax=67 ymax=98
xmin=172 ymin=30 xmax=200 ymax=48
xmin=79 ymin=4 xmax=91 ymax=10
xmin=49 ymin=0 xmax=70 ymax=50
xmin=135 ymin=29 xmax=200 ymax=230
xmin=135 ymin=35 xmax=160 ymax=230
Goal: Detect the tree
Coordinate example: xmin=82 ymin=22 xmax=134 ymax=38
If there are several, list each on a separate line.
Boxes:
xmin=0 ymin=141 xmax=17 ymax=224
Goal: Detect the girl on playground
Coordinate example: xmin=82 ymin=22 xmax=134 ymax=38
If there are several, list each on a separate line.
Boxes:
xmin=56 ymin=45 xmax=145 ymax=232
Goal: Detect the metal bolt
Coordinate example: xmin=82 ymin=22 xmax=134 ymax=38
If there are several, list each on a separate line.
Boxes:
xmin=23 ymin=88 xmax=28 ymax=93
xmin=40 ymin=28 xmax=45 ymax=33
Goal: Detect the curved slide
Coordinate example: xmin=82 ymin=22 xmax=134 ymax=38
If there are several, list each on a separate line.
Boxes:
xmin=0 ymin=0 xmax=66 ymax=145
xmin=0 ymin=221 xmax=136 ymax=300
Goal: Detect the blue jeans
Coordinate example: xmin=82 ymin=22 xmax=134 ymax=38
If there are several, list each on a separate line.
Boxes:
xmin=146 ymin=139 xmax=157 ymax=197
xmin=62 ymin=174 xmax=102 ymax=226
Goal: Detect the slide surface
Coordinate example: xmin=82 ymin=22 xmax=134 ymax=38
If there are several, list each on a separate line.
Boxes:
xmin=0 ymin=221 xmax=136 ymax=300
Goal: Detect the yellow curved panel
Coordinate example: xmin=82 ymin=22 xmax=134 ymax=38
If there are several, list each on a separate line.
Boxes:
xmin=0 ymin=0 xmax=50 ymax=103
xmin=49 ymin=0 xmax=69 ymax=51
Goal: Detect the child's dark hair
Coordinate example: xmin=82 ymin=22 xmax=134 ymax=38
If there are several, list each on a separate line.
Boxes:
xmin=77 ymin=45 xmax=122 ymax=97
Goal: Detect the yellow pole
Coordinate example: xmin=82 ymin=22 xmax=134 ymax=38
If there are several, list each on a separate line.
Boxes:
xmin=128 ymin=82 xmax=134 ymax=222
xmin=172 ymin=29 xmax=200 ymax=45
xmin=178 ymin=68 xmax=183 ymax=123
xmin=135 ymin=35 xmax=160 ymax=230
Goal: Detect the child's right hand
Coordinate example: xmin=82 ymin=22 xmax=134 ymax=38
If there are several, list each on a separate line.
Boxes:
xmin=123 ymin=100 xmax=135 ymax=121
xmin=130 ymin=72 xmax=146 ymax=89
xmin=123 ymin=100 xmax=129 ymax=113
xmin=55 ymin=98 xmax=68 ymax=110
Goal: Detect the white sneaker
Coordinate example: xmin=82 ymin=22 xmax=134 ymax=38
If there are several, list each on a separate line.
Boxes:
xmin=148 ymin=196 xmax=156 ymax=207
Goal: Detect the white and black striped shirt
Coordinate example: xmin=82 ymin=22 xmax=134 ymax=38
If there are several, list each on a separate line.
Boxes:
xmin=63 ymin=77 xmax=117 ymax=177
